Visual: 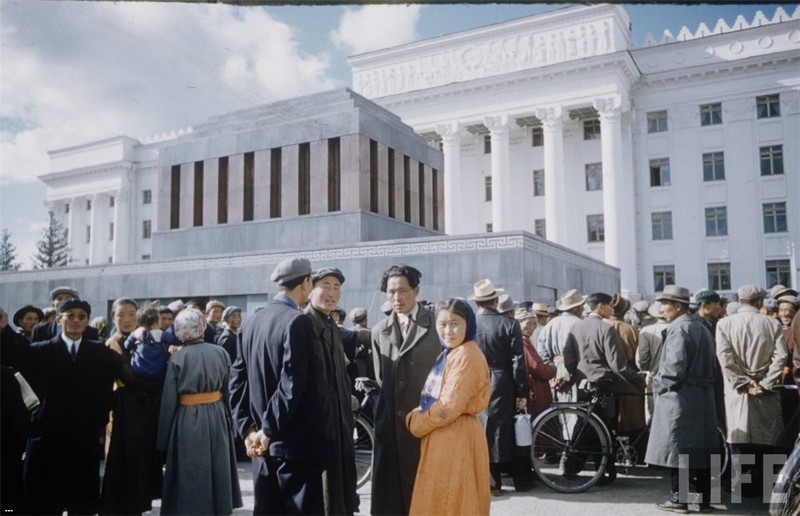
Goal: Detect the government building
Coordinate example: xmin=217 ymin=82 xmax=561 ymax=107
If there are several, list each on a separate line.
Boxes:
xmin=2 ymin=3 xmax=797 ymax=314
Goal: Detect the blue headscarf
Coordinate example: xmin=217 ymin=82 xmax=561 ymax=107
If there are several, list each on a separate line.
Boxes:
xmin=419 ymin=299 xmax=476 ymax=413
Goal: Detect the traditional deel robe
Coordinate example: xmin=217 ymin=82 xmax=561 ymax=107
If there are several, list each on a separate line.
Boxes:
xmin=370 ymin=304 xmax=442 ymax=516
xmin=474 ymin=307 xmax=527 ymax=464
xmin=20 ymin=334 xmax=129 ymax=515
xmin=716 ymin=306 xmax=787 ymax=445
xmin=522 ymin=334 xmax=556 ymax=418
xmin=406 ymin=341 xmax=491 ymax=516
xmin=157 ymin=338 xmax=242 ymax=515
xmin=304 ymin=306 xmax=359 ymax=515
xmin=605 ymin=317 xmax=646 ymax=432
xmin=645 ymin=313 xmax=720 ymax=469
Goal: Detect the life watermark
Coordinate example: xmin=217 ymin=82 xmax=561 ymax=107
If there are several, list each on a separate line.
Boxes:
xmin=677 ymin=453 xmax=789 ymax=504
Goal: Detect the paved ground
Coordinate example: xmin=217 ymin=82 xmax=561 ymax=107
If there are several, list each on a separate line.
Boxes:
xmin=150 ymin=461 xmax=774 ymax=515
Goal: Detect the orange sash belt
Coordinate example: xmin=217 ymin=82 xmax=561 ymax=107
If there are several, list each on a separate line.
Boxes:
xmin=179 ymin=391 xmax=222 ymax=406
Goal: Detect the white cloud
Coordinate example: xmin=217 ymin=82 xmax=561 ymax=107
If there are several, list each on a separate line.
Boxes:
xmin=330 ymin=5 xmax=422 ymax=55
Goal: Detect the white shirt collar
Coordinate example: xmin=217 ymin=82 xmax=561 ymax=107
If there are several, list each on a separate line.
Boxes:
xmin=397 ymin=303 xmax=420 ymax=325
xmin=62 ymin=334 xmax=82 ymax=349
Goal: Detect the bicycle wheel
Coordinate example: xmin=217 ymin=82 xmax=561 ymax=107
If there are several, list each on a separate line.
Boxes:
xmin=531 ymin=406 xmax=612 ymax=493
xmin=769 ymin=444 xmax=800 ymax=516
xmin=715 ymin=426 xmax=730 ymax=478
xmin=353 ymin=413 xmax=375 ymax=489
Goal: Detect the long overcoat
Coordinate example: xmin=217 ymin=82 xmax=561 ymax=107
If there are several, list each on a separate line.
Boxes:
xmin=474 ymin=307 xmax=527 ymax=464
xmin=406 ymin=341 xmax=491 ymax=516
xmin=605 ymin=317 xmax=646 ymax=432
xmin=716 ymin=306 xmax=787 ymax=445
xmin=370 ymin=304 xmax=441 ymax=516
xmin=157 ymin=339 xmax=242 ymax=515
xmin=645 ymin=314 xmax=719 ymax=468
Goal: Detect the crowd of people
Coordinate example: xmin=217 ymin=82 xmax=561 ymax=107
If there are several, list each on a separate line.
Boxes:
xmin=1 ymin=260 xmax=798 ymax=515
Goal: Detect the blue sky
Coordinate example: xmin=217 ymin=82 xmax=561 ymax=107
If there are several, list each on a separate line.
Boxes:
xmin=0 ymin=2 xmax=790 ymax=268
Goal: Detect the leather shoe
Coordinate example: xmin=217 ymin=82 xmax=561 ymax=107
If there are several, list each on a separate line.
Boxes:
xmin=696 ymin=504 xmax=716 ymax=513
xmin=656 ymin=497 xmax=688 ymax=514
xmin=490 ymin=488 xmax=503 ymax=497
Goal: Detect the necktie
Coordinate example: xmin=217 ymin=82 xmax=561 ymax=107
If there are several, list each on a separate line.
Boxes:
xmin=403 ymin=314 xmax=414 ymax=339
xmin=70 ymin=342 xmax=77 ymax=361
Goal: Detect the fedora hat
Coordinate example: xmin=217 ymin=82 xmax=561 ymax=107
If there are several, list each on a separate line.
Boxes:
xmin=497 ymin=294 xmax=516 ymax=313
xmin=468 ymin=279 xmax=505 ymax=302
xmin=531 ymin=302 xmax=549 ymax=316
xmin=555 ymin=289 xmax=587 ymax=311
xmin=656 ymin=285 xmax=691 ymax=305
xmin=647 ymin=301 xmax=662 ymax=319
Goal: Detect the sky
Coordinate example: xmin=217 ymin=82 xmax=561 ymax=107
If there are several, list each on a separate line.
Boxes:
xmin=0 ymin=1 xmax=791 ymax=269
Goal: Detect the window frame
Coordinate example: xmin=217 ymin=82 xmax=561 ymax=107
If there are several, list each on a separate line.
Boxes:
xmin=534 ymin=218 xmax=546 ymax=238
xmin=707 ymin=262 xmax=731 ymax=291
xmin=649 ymin=158 xmax=671 ymax=187
xmin=583 ymin=118 xmax=601 ymax=140
xmin=763 ymin=202 xmax=787 ymax=233
xmin=533 ymin=169 xmax=545 ymax=197
xmin=142 ymin=189 xmax=152 ymax=205
xmin=647 ymin=110 xmax=668 ymax=134
xmin=702 ymin=151 xmax=725 ymax=182
xmin=766 ymin=259 xmax=791 ymax=288
xmin=700 ymin=103 xmax=722 ymax=126
xmin=653 ymin=265 xmax=675 ymax=293
xmin=483 ymin=134 xmax=491 ymax=154
xmin=585 ymin=162 xmax=603 ymax=191
xmin=759 ymin=145 xmax=784 ymax=176
xmin=651 ymin=211 xmax=673 ymax=241
xmin=586 ymin=214 xmax=605 ymax=243
xmin=756 ymin=94 xmax=780 ymax=119
xmin=142 ymin=219 xmax=152 ymax=239
xmin=484 ymin=176 xmax=492 ymax=202
xmin=704 ymin=206 xmax=728 ymax=237
xmin=531 ymin=127 xmax=544 ymax=147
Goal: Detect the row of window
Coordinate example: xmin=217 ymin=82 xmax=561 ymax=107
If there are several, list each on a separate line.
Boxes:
xmin=646 ymin=93 xmax=781 ymax=134
xmin=79 ymin=220 xmax=153 ymax=243
xmin=64 ymin=190 xmax=153 ymax=215
xmin=653 ymin=259 xmax=790 ymax=294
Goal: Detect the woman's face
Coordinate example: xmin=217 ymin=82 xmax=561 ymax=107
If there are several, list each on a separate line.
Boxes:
xmin=20 ymin=311 xmax=41 ymax=332
xmin=436 ymin=309 xmax=467 ymax=349
xmin=519 ymin=317 xmax=536 ymax=337
xmin=114 ymin=303 xmax=138 ymax=334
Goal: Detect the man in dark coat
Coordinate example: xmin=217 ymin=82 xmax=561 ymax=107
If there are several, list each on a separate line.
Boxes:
xmin=19 ymin=298 xmax=131 ymax=515
xmin=31 ymin=286 xmax=100 ymax=342
xmin=371 ymin=264 xmax=441 ymax=515
xmin=304 ymin=267 xmax=359 ymax=515
xmin=471 ymin=278 xmax=528 ymax=495
xmin=230 ymin=257 xmax=331 ymax=515
xmin=217 ymin=305 xmax=242 ymax=363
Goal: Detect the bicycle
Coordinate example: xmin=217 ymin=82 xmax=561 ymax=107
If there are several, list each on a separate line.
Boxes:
xmin=352 ymin=377 xmax=380 ymax=489
xmin=530 ymin=385 xmax=730 ymax=493
xmin=767 ymin=384 xmax=799 ymax=516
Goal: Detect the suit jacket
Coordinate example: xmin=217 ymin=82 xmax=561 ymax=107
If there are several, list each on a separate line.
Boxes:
xmin=571 ymin=314 xmax=644 ymax=391
xmin=32 ymin=319 xmax=99 ymax=343
xmin=229 ymin=298 xmax=327 ymax=464
xmin=370 ymin=304 xmax=441 ymax=516
xmin=217 ymin=327 xmax=238 ymax=363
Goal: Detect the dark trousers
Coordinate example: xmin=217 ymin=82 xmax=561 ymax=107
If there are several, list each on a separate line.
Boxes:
xmin=490 ymin=458 xmax=531 ymax=490
xmin=670 ymin=467 xmax=710 ymax=504
xmin=730 ymin=443 xmax=776 ymax=494
xmin=253 ymin=456 xmax=324 ymax=515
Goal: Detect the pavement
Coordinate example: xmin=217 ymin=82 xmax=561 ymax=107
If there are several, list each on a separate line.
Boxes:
xmin=149 ymin=461 xmax=775 ymax=515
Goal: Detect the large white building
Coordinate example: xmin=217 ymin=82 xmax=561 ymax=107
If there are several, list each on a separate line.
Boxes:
xmin=38 ymin=4 xmax=798 ymax=299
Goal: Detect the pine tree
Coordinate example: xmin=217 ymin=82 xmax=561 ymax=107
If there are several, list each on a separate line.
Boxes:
xmin=31 ymin=211 xmax=70 ymax=269
xmin=0 ymin=228 xmax=21 ymax=271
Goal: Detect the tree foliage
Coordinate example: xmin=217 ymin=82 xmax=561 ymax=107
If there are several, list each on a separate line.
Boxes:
xmin=0 ymin=228 xmax=21 ymax=271
xmin=32 ymin=211 xmax=70 ymax=269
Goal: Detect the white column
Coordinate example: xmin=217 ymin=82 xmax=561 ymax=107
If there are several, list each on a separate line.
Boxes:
xmin=594 ymin=96 xmax=637 ymax=296
xmin=89 ymin=193 xmax=102 ymax=265
xmin=535 ymin=106 xmax=566 ymax=245
xmin=112 ymin=183 xmax=130 ymax=264
xmin=483 ymin=115 xmax=511 ymax=232
xmin=435 ymin=122 xmax=461 ymax=235
xmin=65 ymin=198 xmax=76 ymax=265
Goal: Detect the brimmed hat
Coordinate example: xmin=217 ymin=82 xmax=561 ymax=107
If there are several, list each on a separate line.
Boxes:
xmin=222 ymin=306 xmax=241 ymax=321
xmin=777 ymin=295 xmax=799 ymax=308
xmin=770 ymin=284 xmax=797 ymax=300
xmin=311 ymin=267 xmax=345 ymax=285
xmin=468 ymin=279 xmax=505 ymax=302
xmin=497 ymin=294 xmax=516 ymax=313
xmin=556 ymin=289 xmax=588 ymax=311
xmin=632 ymin=301 xmax=649 ymax=313
xmin=532 ymin=302 xmax=549 ymax=316
xmin=57 ymin=298 xmax=91 ymax=316
xmin=349 ymin=307 xmax=368 ymax=323
xmin=610 ymin=293 xmax=630 ymax=318
xmin=50 ymin=286 xmax=78 ymax=301
xmin=737 ymin=284 xmax=766 ymax=302
xmin=13 ymin=305 xmax=44 ymax=327
xmin=647 ymin=301 xmax=662 ymax=319
xmin=694 ymin=289 xmax=721 ymax=305
xmin=271 ymin=257 xmax=312 ymax=286
xmin=656 ymin=285 xmax=691 ymax=305
xmin=168 ymin=299 xmax=185 ymax=313
xmin=206 ymin=299 xmax=225 ymax=312
xmin=514 ymin=308 xmax=536 ymax=322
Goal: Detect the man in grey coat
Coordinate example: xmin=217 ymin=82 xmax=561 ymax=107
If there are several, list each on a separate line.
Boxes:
xmin=370 ymin=265 xmax=441 ymax=515
xmin=644 ymin=285 xmax=719 ymax=513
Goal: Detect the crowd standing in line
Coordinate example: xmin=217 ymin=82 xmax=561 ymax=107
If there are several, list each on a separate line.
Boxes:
xmin=0 ymin=265 xmax=799 ymax=515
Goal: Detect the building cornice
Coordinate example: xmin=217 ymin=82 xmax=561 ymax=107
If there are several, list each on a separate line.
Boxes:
xmin=47 ymin=135 xmax=140 ymax=157
xmin=39 ymin=161 xmax=138 ymax=184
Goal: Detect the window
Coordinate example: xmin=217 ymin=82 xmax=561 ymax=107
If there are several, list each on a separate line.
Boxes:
xmin=587 ymin=214 xmax=604 ymax=242
xmin=486 ymin=223 xmax=493 ymax=233
xmin=243 ymin=151 xmax=255 ymax=221
xmin=705 ymin=207 xmax=728 ymax=236
xmin=763 ymin=202 xmax=787 ymax=233
xmin=702 ymin=152 xmax=725 ymax=181
xmin=708 ymin=263 xmax=731 ymax=291
xmin=87 ymin=199 xmax=92 ymax=210
xmin=193 ymin=161 xmax=204 ymax=227
xmin=756 ymin=94 xmax=780 ymax=119
xmin=766 ymin=259 xmax=791 ymax=288
xmin=700 ymin=103 xmax=722 ymax=126
xmin=649 ymin=158 xmax=671 ymax=187
xmin=86 ymin=225 xmax=91 ymax=243
xmin=65 ymin=202 xmax=70 ymax=213
xmin=109 ymin=222 xmax=114 ymax=241
xmin=170 ymin=165 xmax=180 ymax=229
xmin=141 ymin=254 xmax=151 ymax=261
xmin=109 ymin=196 xmax=115 ymax=207
xmin=483 ymin=135 xmax=491 ymax=154
xmin=270 ymin=149 xmax=282 ymax=219
xmin=531 ymin=127 xmax=544 ymax=147
xmin=651 ymin=211 xmax=673 ymax=240
xmin=108 ymin=257 xmax=113 ymax=264
xmin=647 ymin=110 xmax=668 ymax=133
xmin=653 ymin=265 xmax=675 ymax=292
xmin=484 ymin=176 xmax=492 ymax=202
xmin=218 ymin=156 xmax=229 ymax=224
xmin=535 ymin=218 xmax=546 ymax=239
xmin=418 ymin=163 xmax=425 ymax=227
xmin=142 ymin=189 xmax=152 ymax=205
xmin=533 ymin=170 xmax=545 ymax=197
xmin=585 ymin=163 xmax=603 ymax=191
xmin=142 ymin=220 xmax=152 ymax=239
xmin=329 ymin=138 xmax=342 ymax=213
xmin=760 ymin=145 xmax=784 ymax=176
xmin=403 ymin=156 xmax=411 ymax=223
xmin=583 ymin=119 xmax=601 ymax=140
xmin=298 ymin=143 xmax=310 ymax=216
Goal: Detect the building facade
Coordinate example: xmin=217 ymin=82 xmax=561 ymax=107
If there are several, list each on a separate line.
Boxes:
xmin=350 ymin=4 xmax=800 ymax=298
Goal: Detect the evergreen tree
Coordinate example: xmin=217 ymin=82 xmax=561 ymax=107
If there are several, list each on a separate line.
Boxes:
xmin=31 ymin=211 xmax=70 ymax=269
xmin=0 ymin=228 xmax=21 ymax=271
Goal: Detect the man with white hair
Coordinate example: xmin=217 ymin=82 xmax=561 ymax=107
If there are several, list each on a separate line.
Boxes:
xmin=716 ymin=284 xmax=787 ymax=497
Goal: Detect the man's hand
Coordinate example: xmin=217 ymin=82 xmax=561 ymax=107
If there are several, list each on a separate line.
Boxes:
xmin=515 ymin=398 xmax=527 ymax=411
xmin=553 ymin=355 xmax=564 ymax=365
xmin=550 ymin=377 xmax=567 ymax=390
xmin=245 ymin=429 xmax=270 ymax=458
xmin=746 ymin=380 xmax=765 ymax=397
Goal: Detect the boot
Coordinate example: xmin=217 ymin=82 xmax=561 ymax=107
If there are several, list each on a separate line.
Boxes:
xmin=656 ymin=492 xmax=688 ymax=514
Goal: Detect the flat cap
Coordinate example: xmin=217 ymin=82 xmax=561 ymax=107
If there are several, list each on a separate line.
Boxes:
xmin=694 ymin=289 xmax=721 ymax=305
xmin=57 ymin=298 xmax=91 ymax=316
xmin=777 ymin=295 xmax=799 ymax=308
xmin=271 ymin=257 xmax=312 ymax=286
xmin=311 ymin=267 xmax=345 ymax=285
xmin=222 ymin=306 xmax=241 ymax=321
xmin=737 ymin=284 xmax=766 ymax=301
xmin=349 ymin=307 xmax=367 ymax=322
xmin=50 ymin=286 xmax=78 ymax=301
